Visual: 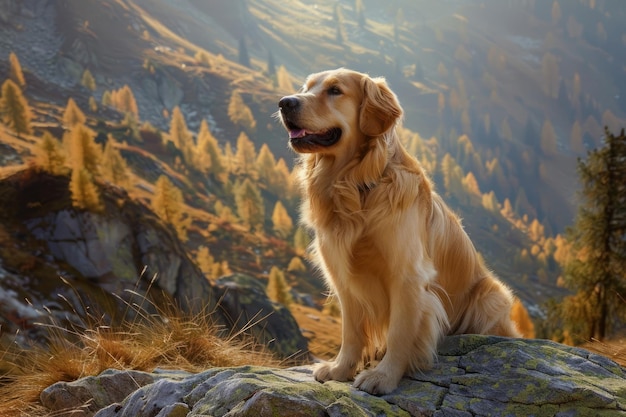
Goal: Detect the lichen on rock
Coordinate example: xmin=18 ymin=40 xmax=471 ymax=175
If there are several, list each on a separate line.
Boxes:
xmin=41 ymin=335 xmax=626 ymax=417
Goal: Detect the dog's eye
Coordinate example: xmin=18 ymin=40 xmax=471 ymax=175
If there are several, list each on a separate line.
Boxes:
xmin=327 ymin=86 xmax=342 ymax=96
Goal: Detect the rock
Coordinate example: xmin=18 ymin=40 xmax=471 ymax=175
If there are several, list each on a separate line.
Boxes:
xmin=1 ymin=172 xmax=306 ymax=360
xmin=215 ymin=274 xmax=309 ymax=361
xmin=41 ymin=335 xmax=626 ymax=417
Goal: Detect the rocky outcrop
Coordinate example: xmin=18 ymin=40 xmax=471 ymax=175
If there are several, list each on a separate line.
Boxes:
xmin=41 ymin=335 xmax=626 ymax=417
xmin=0 ymin=171 xmax=306 ymax=360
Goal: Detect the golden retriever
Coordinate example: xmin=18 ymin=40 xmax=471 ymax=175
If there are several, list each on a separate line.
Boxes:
xmin=278 ymin=68 xmax=520 ymax=395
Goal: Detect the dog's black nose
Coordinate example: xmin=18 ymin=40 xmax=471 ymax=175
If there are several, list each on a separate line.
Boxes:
xmin=279 ymin=96 xmax=299 ymax=114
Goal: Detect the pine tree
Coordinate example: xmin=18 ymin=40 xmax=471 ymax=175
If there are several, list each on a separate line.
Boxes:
xmin=63 ymin=97 xmax=86 ymax=128
xmin=70 ymin=167 xmax=103 ymax=212
xmin=67 ymin=124 xmax=102 ymax=174
xmin=36 ymin=131 xmax=67 ymax=175
xmin=152 ymin=175 xmax=188 ymax=241
xmin=195 ymin=119 xmax=225 ymax=181
xmin=256 ymin=143 xmax=277 ymax=186
xmin=271 ymin=200 xmax=293 ymax=238
xmin=102 ymin=135 xmax=130 ymax=188
xmin=80 ymin=69 xmax=96 ymax=91
xmin=234 ymin=131 xmax=257 ymax=179
xmin=227 ymin=90 xmax=256 ymax=133
xmin=270 ymin=158 xmax=294 ymax=200
xmin=560 ymin=128 xmax=626 ymax=342
xmin=266 ymin=266 xmax=293 ymax=307
xmin=111 ymin=85 xmax=139 ymax=118
xmin=0 ymin=79 xmax=32 ymax=137
xmin=287 ymin=256 xmax=306 ymax=272
xmin=9 ymin=52 xmax=25 ymax=87
xmin=235 ymin=178 xmax=264 ymax=231
xmin=101 ymin=90 xmax=112 ymax=107
xmin=168 ymin=106 xmax=193 ymax=163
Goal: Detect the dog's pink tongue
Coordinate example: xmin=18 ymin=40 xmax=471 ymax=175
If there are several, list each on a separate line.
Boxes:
xmin=289 ymin=129 xmax=306 ymax=139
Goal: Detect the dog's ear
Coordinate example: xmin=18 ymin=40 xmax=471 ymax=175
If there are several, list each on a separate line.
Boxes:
xmin=359 ymin=76 xmax=403 ymax=137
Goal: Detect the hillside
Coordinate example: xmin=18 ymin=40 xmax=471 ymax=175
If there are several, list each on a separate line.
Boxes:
xmin=0 ymin=0 xmax=625 ymax=356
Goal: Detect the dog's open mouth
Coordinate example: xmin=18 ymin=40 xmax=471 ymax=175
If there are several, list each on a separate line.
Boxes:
xmin=286 ymin=125 xmax=342 ymax=149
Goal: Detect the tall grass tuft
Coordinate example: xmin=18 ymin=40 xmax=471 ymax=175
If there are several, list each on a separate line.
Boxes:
xmin=0 ymin=275 xmax=278 ymax=415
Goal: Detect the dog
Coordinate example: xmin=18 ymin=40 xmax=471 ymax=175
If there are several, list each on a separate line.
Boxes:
xmin=278 ymin=68 xmax=520 ymax=395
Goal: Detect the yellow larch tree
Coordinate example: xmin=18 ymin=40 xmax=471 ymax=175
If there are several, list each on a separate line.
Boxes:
xmin=0 ymin=79 xmax=32 ymax=137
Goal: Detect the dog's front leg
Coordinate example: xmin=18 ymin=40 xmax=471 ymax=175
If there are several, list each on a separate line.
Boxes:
xmin=313 ymin=298 xmax=364 ymax=383
xmin=354 ymin=281 xmax=446 ymax=395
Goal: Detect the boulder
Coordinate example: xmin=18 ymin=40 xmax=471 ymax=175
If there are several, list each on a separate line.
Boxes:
xmin=215 ymin=274 xmax=309 ymax=361
xmin=41 ymin=335 xmax=626 ymax=417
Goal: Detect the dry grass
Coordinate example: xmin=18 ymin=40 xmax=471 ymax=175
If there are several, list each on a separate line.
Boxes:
xmin=582 ymin=338 xmax=626 ymax=368
xmin=0 ymin=277 xmax=278 ymax=416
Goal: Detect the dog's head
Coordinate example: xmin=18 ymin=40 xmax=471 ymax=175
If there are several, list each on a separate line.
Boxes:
xmin=278 ymin=68 xmax=402 ymax=156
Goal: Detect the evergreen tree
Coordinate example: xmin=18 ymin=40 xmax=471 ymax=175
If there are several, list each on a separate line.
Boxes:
xmin=235 ymin=178 xmax=264 ymax=231
xmin=80 ymin=69 xmax=96 ymax=91
xmin=67 ymin=124 xmax=102 ymax=174
xmin=152 ymin=175 xmax=188 ymax=241
xmin=168 ymin=106 xmax=194 ymax=164
xmin=287 ymin=256 xmax=306 ymax=272
xmin=9 ymin=52 xmax=25 ymax=87
xmin=111 ymin=85 xmax=139 ymax=118
xmin=540 ymin=119 xmax=558 ymax=156
xmin=0 ymin=79 xmax=32 ymax=137
xmin=560 ymin=128 xmax=626 ymax=342
xmin=271 ymin=200 xmax=293 ymax=238
xmin=270 ymin=158 xmax=293 ymax=200
xmin=88 ymin=96 xmax=98 ymax=113
xmin=234 ymin=131 xmax=257 ymax=178
xmin=101 ymin=90 xmax=112 ymax=107
xmin=227 ymin=90 xmax=256 ymax=133
xmin=36 ymin=131 xmax=66 ymax=175
xmin=102 ymin=135 xmax=130 ymax=188
xmin=63 ymin=97 xmax=86 ymax=128
xmin=70 ymin=167 xmax=103 ymax=212
xmin=196 ymin=119 xmax=225 ymax=181
xmin=256 ymin=143 xmax=277 ymax=186
xmin=266 ymin=266 xmax=293 ymax=307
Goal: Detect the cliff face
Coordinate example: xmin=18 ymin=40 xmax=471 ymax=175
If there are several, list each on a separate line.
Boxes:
xmin=41 ymin=335 xmax=626 ymax=417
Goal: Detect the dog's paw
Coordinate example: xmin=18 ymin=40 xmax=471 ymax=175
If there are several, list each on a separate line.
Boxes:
xmin=353 ymin=368 xmax=401 ymax=395
xmin=313 ymin=361 xmax=354 ymax=383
